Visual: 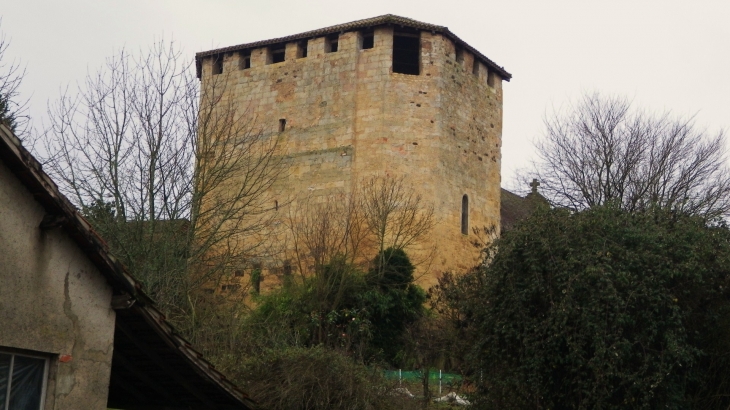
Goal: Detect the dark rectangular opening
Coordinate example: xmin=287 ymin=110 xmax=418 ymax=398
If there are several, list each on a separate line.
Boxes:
xmin=455 ymin=48 xmax=464 ymax=66
xmin=239 ymin=50 xmax=251 ymax=70
xmin=251 ymin=263 xmax=262 ymax=294
xmin=392 ymin=33 xmax=420 ymax=75
xmin=361 ymin=30 xmax=374 ymax=49
xmin=487 ymin=70 xmax=496 ymax=87
xmin=326 ymin=34 xmax=339 ymax=53
xmin=298 ymin=40 xmax=308 ymax=58
xmin=283 ymin=261 xmax=292 ymax=276
xmin=279 ymin=118 xmax=286 ymax=132
xmin=212 ymin=55 xmax=223 ymax=75
xmin=271 ymin=47 xmax=285 ymax=64
xmin=472 ymin=60 xmax=480 ymax=76
xmin=461 ymin=194 xmax=469 ymax=235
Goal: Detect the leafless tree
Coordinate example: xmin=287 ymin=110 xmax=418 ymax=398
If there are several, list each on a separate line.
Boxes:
xmin=530 ymin=92 xmax=730 ymax=219
xmin=0 ymin=21 xmax=29 ymax=136
xmin=360 ymin=175 xmax=436 ymax=275
xmin=40 ymin=40 xmax=282 ymax=336
xmin=286 ymin=192 xmax=368 ymax=276
xmin=284 ymin=176 xmax=435 ymax=278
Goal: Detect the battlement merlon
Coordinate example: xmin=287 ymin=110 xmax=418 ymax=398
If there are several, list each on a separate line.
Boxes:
xmin=194 ymin=14 xmax=511 ymax=82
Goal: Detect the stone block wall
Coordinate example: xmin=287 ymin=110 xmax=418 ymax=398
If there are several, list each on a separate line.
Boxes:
xmin=199 ymin=23 xmax=503 ymax=289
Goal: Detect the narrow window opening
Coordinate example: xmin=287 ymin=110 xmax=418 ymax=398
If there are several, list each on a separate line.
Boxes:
xmin=278 ymin=119 xmax=286 ymax=132
xmin=274 ymin=200 xmax=279 ymax=211
xmin=455 ymin=48 xmax=464 ymax=66
xmin=487 ymin=70 xmax=496 ymax=88
xmin=326 ymin=34 xmax=339 ymax=53
xmin=282 ymin=260 xmax=293 ymax=288
xmin=239 ymin=50 xmax=251 ymax=70
xmin=297 ymin=40 xmax=308 ymax=58
xmin=283 ymin=261 xmax=292 ymax=276
xmin=361 ymin=30 xmax=374 ymax=49
xmin=461 ymin=194 xmax=469 ymax=235
xmin=251 ymin=263 xmax=262 ymax=294
xmin=212 ymin=55 xmax=223 ymax=75
xmin=271 ymin=47 xmax=285 ymax=64
xmin=472 ymin=60 xmax=480 ymax=76
xmin=392 ymin=32 xmax=420 ymax=75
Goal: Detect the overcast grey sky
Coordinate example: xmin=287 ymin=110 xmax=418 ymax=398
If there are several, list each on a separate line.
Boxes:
xmin=3 ymin=0 xmax=729 ymax=188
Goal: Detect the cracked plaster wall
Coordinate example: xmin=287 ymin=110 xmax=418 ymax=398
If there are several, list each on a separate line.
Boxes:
xmin=0 ymin=158 xmax=115 ymax=410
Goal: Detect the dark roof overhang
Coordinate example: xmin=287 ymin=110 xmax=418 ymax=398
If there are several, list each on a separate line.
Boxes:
xmin=195 ymin=14 xmax=511 ymax=81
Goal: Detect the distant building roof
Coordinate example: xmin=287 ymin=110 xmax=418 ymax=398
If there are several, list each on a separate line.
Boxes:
xmin=195 ymin=14 xmax=511 ymax=81
xmin=0 ymin=123 xmax=255 ymax=409
xmin=501 ymin=185 xmax=549 ymax=231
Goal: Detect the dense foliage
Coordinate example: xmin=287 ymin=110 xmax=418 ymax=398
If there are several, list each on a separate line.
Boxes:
xmin=443 ymin=207 xmax=730 ymax=409
xmin=219 ymin=249 xmax=429 ymax=408
xmin=242 ymin=249 xmax=426 ymax=365
xmin=365 ymin=248 xmax=427 ymax=363
xmin=233 ymin=346 xmax=419 ymax=410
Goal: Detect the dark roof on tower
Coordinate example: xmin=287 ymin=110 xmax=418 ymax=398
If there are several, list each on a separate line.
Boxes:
xmin=195 ymin=14 xmax=511 ymax=81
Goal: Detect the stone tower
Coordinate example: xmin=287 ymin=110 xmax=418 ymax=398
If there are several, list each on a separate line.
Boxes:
xmin=195 ymin=15 xmax=510 ymax=289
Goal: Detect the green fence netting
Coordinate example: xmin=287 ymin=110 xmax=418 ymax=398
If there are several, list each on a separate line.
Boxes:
xmin=383 ymin=370 xmax=462 ymax=383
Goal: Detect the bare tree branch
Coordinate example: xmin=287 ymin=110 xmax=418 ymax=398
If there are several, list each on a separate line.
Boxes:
xmin=38 ymin=39 xmax=284 ymax=336
xmin=530 ymin=92 xmax=730 ymax=219
xmin=284 ymin=175 xmax=435 ymax=280
xmin=0 ymin=20 xmax=29 ymax=136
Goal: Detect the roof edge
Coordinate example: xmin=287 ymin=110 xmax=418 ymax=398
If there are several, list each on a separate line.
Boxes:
xmin=0 ymin=123 xmax=255 ymax=409
xmin=194 ymin=14 xmax=511 ymax=81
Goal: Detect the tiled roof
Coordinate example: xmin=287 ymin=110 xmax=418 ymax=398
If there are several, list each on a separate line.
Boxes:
xmin=195 ymin=14 xmax=511 ymax=81
xmin=500 ymin=188 xmax=548 ymax=231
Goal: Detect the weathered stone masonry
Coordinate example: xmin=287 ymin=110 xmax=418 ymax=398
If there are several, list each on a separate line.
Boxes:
xmin=196 ymin=15 xmax=511 ymax=288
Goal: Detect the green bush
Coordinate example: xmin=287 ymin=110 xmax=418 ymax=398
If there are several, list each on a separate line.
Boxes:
xmin=365 ymin=248 xmax=426 ymax=364
xmin=244 ymin=250 xmax=425 ymax=365
xmin=447 ymin=207 xmax=730 ymax=409
xmin=243 ymin=256 xmax=373 ymax=356
xmin=234 ymin=346 xmax=419 ymax=410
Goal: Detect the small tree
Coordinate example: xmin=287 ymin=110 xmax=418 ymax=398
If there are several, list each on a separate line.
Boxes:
xmin=284 ymin=175 xmax=436 ymax=279
xmin=0 ymin=22 xmax=28 ymax=135
xmin=531 ymin=93 xmax=730 ymax=219
xmin=361 ymin=176 xmax=436 ymax=258
xmin=448 ymin=206 xmax=730 ymax=409
xmin=286 ymin=192 xmax=368 ymax=276
xmin=364 ymin=248 xmax=426 ymax=364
